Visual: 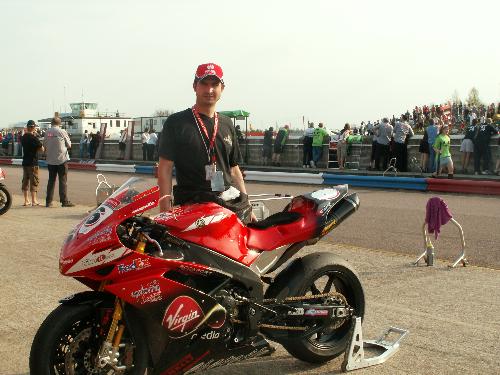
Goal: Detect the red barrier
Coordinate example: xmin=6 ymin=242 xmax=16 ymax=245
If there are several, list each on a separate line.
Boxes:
xmin=426 ymin=178 xmax=500 ymax=195
xmin=0 ymin=159 xmax=13 ymax=165
xmin=67 ymin=162 xmax=97 ymax=171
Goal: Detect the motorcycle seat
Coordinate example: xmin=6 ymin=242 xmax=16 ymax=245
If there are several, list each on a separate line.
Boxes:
xmin=247 ymin=211 xmax=302 ymax=230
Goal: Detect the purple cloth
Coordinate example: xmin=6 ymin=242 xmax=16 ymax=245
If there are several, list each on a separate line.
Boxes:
xmin=425 ymin=197 xmax=453 ymax=239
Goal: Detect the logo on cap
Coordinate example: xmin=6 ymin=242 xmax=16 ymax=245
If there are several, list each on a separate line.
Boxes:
xmin=195 ymin=63 xmax=224 ymax=83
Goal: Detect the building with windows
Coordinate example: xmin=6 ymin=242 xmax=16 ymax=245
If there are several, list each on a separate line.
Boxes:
xmin=38 ymin=102 xmax=134 ymax=139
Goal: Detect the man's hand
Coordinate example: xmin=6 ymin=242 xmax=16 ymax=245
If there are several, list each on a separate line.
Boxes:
xmin=250 ymin=211 xmax=257 ymax=222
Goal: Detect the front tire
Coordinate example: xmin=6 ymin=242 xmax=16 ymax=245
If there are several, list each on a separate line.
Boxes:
xmin=265 ymin=252 xmax=365 ymax=364
xmin=29 ymin=304 xmax=149 ymax=375
xmin=0 ymin=185 xmax=12 ymax=215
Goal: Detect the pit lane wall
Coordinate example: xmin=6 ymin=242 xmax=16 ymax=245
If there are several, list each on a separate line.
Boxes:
xmin=2 ymin=158 xmax=499 ymax=195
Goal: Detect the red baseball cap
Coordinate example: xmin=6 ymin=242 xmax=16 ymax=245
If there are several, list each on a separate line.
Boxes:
xmin=195 ymin=63 xmax=224 ymax=84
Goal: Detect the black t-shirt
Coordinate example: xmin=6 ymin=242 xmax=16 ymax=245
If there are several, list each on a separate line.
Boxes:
xmin=21 ymin=133 xmax=42 ymax=166
xmin=158 ymin=108 xmax=241 ymax=192
xmin=464 ymin=125 xmax=476 ymax=140
xmin=475 ymin=124 xmax=498 ymax=144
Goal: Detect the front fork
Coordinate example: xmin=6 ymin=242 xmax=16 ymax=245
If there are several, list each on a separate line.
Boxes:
xmin=96 ymin=236 xmax=147 ymax=370
xmin=96 ymin=292 xmax=128 ymax=370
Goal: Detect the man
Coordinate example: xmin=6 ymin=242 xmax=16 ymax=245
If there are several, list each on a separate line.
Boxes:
xmin=43 ymin=117 xmax=74 ymax=207
xmin=302 ymin=123 xmax=314 ymax=168
xmin=79 ymin=130 xmax=89 ymax=159
xmin=393 ymin=114 xmax=414 ymax=172
xmin=118 ymin=127 xmax=128 ymax=160
xmin=366 ymin=121 xmax=378 ymax=170
xmin=262 ymin=126 xmax=274 ymax=166
xmin=141 ymin=128 xmax=149 ymax=161
xmin=147 ymin=128 xmax=158 ymax=161
xmin=426 ymin=119 xmax=439 ymax=173
xmin=473 ymin=118 xmax=498 ymax=175
xmin=272 ymin=124 xmax=289 ymax=166
xmin=311 ymin=122 xmax=328 ymax=168
xmin=374 ymin=118 xmax=393 ymax=170
xmin=157 ymin=63 xmax=254 ymax=223
xmin=21 ymin=120 xmax=44 ymax=206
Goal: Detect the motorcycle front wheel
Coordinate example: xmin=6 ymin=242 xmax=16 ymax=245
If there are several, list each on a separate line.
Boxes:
xmin=0 ymin=185 xmax=12 ymax=215
xmin=265 ymin=253 xmax=365 ymax=364
xmin=29 ymin=304 xmax=149 ymax=375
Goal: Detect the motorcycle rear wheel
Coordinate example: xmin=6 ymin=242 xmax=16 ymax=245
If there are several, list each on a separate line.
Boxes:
xmin=0 ymin=185 xmax=11 ymax=215
xmin=29 ymin=304 xmax=149 ymax=375
xmin=265 ymin=253 xmax=365 ymax=364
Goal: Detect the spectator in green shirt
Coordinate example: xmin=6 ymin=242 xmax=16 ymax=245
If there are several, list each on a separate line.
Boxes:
xmin=311 ymin=122 xmax=329 ymax=168
xmin=272 ymin=125 xmax=289 ymax=166
xmin=432 ymin=125 xmax=454 ymax=178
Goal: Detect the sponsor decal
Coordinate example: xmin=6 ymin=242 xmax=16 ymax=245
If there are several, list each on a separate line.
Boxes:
xmin=162 ymin=296 xmax=204 ymax=336
xmin=200 ymin=330 xmax=220 ymax=340
xmin=182 ymin=213 xmax=227 ymax=232
xmin=86 ymin=227 xmax=113 ymax=246
xmin=321 ymin=219 xmax=337 ymax=236
xmin=130 ymin=280 xmax=162 ymax=305
xmin=162 ymin=351 xmax=210 ymax=375
xmin=311 ymin=188 xmax=340 ymax=201
xmin=178 ymin=264 xmax=213 ymax=276
xmin=304 ymin=308 xmax=329 ymax=317
xmin=287 ymin=307 xmax=305 ymax=316
xmin=66 ymin=247 xmax=130 ymax=274
xmin=60 ymin=258 xmax=74 ymax=265
xmin=79 ymin=205 xmax=114 ymax=235
xmin=132 ymin=201 xmax=156 ymax=214
xmin=117 ymin=258 xmax=151 ymax=274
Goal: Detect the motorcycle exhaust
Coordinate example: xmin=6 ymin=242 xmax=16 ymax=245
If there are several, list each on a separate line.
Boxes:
xmin=324 ymin=193 xmax=360 ymax=228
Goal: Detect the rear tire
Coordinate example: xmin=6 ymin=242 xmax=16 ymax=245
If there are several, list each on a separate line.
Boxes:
xmin=265 ymin=252 xmax=365 ymax=364
xmin=29 ymin=304 xmax=149 ymax=375
xmin=0 ymin=185 xmax=12 ymax=215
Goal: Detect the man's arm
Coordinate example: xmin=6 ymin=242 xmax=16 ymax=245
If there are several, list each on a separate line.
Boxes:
xmin=158 ymin=157 xmax=174 ymax=212
xmin=230 ymin=165 xmax=247 ymax=194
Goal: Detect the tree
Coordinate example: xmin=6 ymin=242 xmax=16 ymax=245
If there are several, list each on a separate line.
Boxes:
xmin=466 ymin=87 xmax=482 ymax=107
xmin=152 ymin=109 xmax=173 ymax=117
xmin=451 ymin=89 xmax=461 ymax=104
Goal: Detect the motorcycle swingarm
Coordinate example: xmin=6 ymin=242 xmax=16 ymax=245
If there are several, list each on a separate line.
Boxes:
xmin=59 ymin=291 xmax=116 ymax=307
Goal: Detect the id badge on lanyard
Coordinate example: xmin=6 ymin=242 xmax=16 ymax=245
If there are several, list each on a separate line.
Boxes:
xmin=192 ymin=107 xmax=224 ymax=191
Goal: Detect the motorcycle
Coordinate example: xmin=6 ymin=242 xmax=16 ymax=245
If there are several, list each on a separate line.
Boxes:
xmin=0 ymin=167 xmax=12 ymax=215
xmin=30 ymin=177 xmax=365 ymax=374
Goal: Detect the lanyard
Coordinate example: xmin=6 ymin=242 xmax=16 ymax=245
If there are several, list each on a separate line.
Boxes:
xmin=192 ymin=106 xmax=218 ymax=164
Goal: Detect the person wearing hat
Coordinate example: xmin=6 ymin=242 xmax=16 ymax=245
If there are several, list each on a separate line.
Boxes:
xmin=43 ymin=116 xmax=74 ymax=207
xmin=157 ymin=63 xmax=255 ymax=223
xmin=21 ymin=120 xmax=44 ymax=206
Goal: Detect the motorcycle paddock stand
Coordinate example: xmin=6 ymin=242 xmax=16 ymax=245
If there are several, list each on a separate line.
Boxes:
xmin=341 ymin=316 xmax=408 ymax=372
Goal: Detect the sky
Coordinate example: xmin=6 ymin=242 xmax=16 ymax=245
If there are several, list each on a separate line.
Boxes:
xmin=1 ymin=0 xmax=499 ymax=131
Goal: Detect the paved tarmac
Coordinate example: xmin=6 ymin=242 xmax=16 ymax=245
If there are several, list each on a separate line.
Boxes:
xmin=1 ymin=166 xmax=499 ymax=374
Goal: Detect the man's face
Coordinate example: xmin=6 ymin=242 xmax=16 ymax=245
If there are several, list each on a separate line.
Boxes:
xmin=193 ymin=77 xmax=224 ymax=106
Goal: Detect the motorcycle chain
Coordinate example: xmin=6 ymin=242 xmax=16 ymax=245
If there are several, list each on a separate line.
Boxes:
xmin=232 ymin=292 xmax=349 ymax=331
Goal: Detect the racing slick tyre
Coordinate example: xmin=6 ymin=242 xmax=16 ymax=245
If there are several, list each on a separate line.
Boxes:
xmin=265 ymin=252 xmax=365 ymax=364
xmin=29 ymin=304 xmax=149 ymax=374
xmin=0 ymin=185 xmax=12 ymax=215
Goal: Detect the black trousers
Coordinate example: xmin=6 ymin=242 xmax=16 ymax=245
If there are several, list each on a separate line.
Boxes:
xmin=374 ymin=143 xmax=390 ymax=170
xmin=393 ymin=142 xmax=408 ymax=172
xmin=142 ymin=143 xmax=148 ymax=161
xmin=46 ymin=163 xmax=68 ymax=204
xmin=302 ymin=137 xmax=313 ymax=165
xmin=147 ymin=144 xmax=155 ymax=161
xmin=474 ymin=143 xmax=491 ymax=172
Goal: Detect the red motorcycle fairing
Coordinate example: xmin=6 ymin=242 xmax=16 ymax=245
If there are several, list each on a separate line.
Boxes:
xmin=152 ymin=201 xmax=321 ymax=266
xmin=59 ymin=184 xmax=160 ymax=275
